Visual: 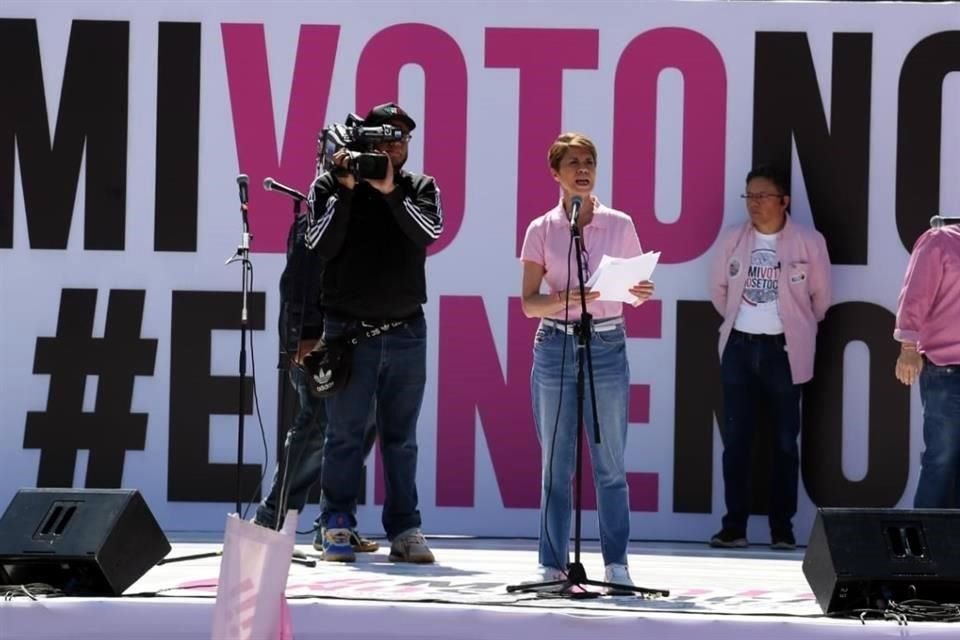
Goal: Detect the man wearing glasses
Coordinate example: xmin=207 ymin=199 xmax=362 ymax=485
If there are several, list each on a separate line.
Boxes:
xmin=306 ymin=102 xmax=442 ymax=563
xmin=708 ymin=165 xmax=831 ymax=550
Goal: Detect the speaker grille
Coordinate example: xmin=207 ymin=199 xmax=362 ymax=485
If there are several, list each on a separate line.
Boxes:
xmin=36 ymin=501 xmax=80 ymax=539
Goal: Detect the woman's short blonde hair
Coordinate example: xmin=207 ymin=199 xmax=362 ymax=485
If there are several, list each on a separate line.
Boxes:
xmin=548 ymin=133 xmax=598 ymax=172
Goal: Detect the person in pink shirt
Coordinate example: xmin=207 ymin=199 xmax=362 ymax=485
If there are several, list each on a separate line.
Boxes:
xmin=894 ymin=219 xmax=960 ymax=508
xmin=520 ymin=133 xmax=654 ymax=594
xmin=709 ymin=165 xmax=831 ymax=550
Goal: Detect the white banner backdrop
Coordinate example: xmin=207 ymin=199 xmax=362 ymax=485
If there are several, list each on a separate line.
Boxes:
xmin=0 ymin=1 xmax=958 ymax=544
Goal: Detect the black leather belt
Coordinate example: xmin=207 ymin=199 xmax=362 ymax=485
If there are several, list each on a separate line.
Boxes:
xmin=731 ymin=329 xmax=785 ymax=343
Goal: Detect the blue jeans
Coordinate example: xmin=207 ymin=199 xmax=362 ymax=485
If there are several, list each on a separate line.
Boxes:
xmin=719 ymin=330 xmax=802 ymax=536
xmin=914 ymin=361 xmax=960 ymax=508
xmin=256 ymin=366 xmax=377 ymax=529
xmin=320 ymin=315 xmax=426 ymax=540
xmin=531 ymin=320 xmax=631 ymax=569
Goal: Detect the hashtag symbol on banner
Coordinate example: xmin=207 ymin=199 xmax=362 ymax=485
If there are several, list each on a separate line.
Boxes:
xmin=24 ymin=289 xmax=158 ymax=488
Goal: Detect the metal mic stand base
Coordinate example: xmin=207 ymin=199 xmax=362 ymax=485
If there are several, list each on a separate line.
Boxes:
xmin=159 ymin=547 xmax=316 ymax=568
xmin=506 ymin=561 xmax=668 ymax=598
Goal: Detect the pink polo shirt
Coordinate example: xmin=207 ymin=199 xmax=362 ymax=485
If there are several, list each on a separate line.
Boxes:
xmin=520 ymin=198 xmax=642 ymax=322
xmin=894 ymin=225 xmax=960 ymax=366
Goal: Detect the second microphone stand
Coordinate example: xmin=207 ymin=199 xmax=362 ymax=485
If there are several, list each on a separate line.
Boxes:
xmin=508 ymin=201 xmax=668 ymax=599
xmin=161 ymin=175 xmax=314 ymax=568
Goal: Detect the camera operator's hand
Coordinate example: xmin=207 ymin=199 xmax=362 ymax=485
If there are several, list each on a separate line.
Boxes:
xmin=332 ymin=150 xmax=356 ymax=190
xmin=364 ymin=153 xmax=396 ymax=195
xmin=293 ymin=339 xmax=320 ymax=366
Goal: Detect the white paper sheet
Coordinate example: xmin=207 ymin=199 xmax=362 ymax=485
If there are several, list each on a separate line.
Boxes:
xmin=585 ymin=251 xmax=660 ymax=303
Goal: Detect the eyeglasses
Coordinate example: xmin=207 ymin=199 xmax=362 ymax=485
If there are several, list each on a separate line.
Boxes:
xmin=740 ymin=193 xmax=783 ymax=202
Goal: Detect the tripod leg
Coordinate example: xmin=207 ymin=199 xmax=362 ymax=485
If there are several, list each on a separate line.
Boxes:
xmin=581 ymin=578 xmax=669 ymax=597
xmin=505 ymin=579 xmax=567 ymax=594
xmin=157 ymin=550 xmax=223 ymax=565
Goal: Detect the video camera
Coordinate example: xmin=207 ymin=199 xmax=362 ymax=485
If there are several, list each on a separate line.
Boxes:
xmin=317 ymin=113 xmax=406 ymax=181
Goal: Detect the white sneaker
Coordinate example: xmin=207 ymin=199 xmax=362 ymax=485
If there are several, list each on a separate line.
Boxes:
xmin=520 ymin=566 xmax=567 ymax=592
xmin=540 ymin=566 xmax=566 ymax=583
xmin=603 ymin=563 xmax=636 ymax=595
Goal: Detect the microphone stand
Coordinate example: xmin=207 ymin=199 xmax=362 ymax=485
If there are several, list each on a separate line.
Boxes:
xmin=273 ymin=194 xmax=302 ymax=527
xmin=160 ymin=175 xmax=315 ymax=568
xmin=507 ymin=201 xmax=668 ymax=599
xmin=231 ymin=177 xmax=252 ymax=520
xmin=261 ymin=177 xmax=312 ymax=533
xmin=271 ymin=190 xmax=320 ymax=567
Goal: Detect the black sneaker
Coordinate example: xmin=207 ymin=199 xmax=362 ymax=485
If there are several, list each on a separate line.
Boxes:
xmin=770 ymin=531 xmax=796 ymax=550
xmin=709 ymin=528 xmax=748 ymax=548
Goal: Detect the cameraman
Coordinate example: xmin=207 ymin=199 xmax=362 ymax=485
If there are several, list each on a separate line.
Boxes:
xmin=306 ymin=103 xmax=441 ymax=563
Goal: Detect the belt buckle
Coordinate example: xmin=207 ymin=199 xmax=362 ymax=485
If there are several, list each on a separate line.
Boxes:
xmin=544 ymin=318 xmax=582 ymax=335
xmin=594 ymin=317 xmax=623 ymax=332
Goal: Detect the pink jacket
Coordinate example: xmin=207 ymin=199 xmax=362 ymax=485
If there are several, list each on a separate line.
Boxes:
xmin=894 ymin=225 xmax=960 ymax=366
xmin=710 ymin=217 xmax=832 ymax=384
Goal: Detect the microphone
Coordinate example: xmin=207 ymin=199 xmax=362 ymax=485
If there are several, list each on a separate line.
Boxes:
xmin=263 ymin=177 xmax=306 ymax=201
xmin=569 ymin=196 xmax=582 ymax=227
xmin=930 ymin=215 xmax=960 ymax=229
xmin=237 ymin=174 xmax=249 ymax=205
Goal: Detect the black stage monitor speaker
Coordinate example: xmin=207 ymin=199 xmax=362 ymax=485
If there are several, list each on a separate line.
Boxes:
xmin=0 ymin=488 xmax=171 ymax=596
xmin=803 ymin=508 xmax=960 ymax=614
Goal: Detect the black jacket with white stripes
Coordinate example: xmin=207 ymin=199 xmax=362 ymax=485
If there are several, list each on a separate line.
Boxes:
xmin=306 ymin=169 xmax=442 ymax=321
xmin=278 ymin=211 xmax=324 ymax=360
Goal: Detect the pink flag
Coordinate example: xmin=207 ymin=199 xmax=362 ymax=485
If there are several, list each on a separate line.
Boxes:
xmin=210 ymin=511 xmax=298 ymax=640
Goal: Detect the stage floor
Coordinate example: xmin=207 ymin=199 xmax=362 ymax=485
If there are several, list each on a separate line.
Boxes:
xmin=1 ymin=535 xmax=957 ymax=639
